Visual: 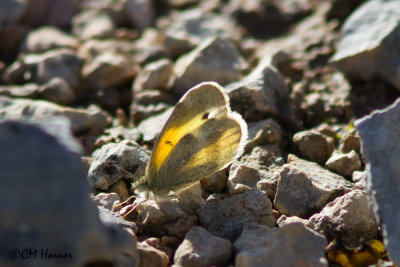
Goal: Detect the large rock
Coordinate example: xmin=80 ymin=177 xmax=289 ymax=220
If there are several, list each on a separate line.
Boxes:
xmin=137 ymin=107 xmax=173 ymax=142
xmin=172 ymin=36 xmax=246 ymax=96
xmin=274 ymin=155 xmax=353 ymax=218
xmin=163 ymin=8 xmax=240 ymax=46
xmin=309 ymin=190 xmax=379 ymax=249
xmin=88 ymin=140 xmax=149 ymax=190
xmin=227 ymin=161 xmax=280 ymax=201
xmin=78 ymin=39 xmax=138 ymax=89
xmin=38 ymin=77 xmax=76 ymax=105
xmin=331 ymin=0 xmax=400 ymax=90
xmin=226 ymin=59 xmax=294 ymax=123
xmin=133 ymin=58 xmax=173 ymax=92
xmin=234 ymin=222 xmax=328 ymax=267
xmin=325 ymin=150 xmax=361 ymax=177
xmin=72 ymin=9 xmax=115 ymax=40
xmin=0 ymin=120 xmax=137 ymax=266
xmin=82 ymin=51 xmax=137 ymax=89
xmin=174 ymin=226 xmax=232 ymax=267
xmin=245 ymin=119 xmax=282 ymax=152
xmin=292 ymin=130 xmax=334 ymax=165
xmin=0 ymin=83 xmax=39 ymax=99
xmin=21 ymin=26 xmax=79 ymax=53
xmin=137 ymin=240 xmax=169 ymax=267
xmin=199 ymin=190 xmax=275 ymax=241
xmin=4 ymin=49 xmax=82 ymax=89
xmin=0 ymin=96 xmax=111 ymax=134
xmin=355 ymin=97 xmax=400 ymax=265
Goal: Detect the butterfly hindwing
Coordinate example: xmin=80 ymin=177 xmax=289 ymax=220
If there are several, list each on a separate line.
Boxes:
xmin=146 ymin=82 xmax=247 ymax=194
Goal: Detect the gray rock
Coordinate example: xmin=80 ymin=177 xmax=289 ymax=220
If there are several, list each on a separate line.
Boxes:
xmin=0 ymin=0 xmax=25 ymax=24
xmin=98 ymin=126 xmax=142 ymax=145
xmin=88 ymin=140 xmax=149 ymax=190
xmin=200 ymin=168 xmax=228 ymax=194
xmin=133 ymin=59 xmax=173 ymax=91
xmin=0 ymin=83 xmax=39 ymax=98
xmin=163 ymin=8 xmax=240 ymax=46
xmin=226 ymin=60 xmax=293 ymax=122
xmin=98 ymin=206 xmax=139 ymax=234
xmin=199 ymin=190 xmax=275 ymax=241
xmin=234 ymin=222 xmax=328 ymax=267
xmin=20 ymin=0 xmax=80 ymax=27
xmin=137 ymin=107 xmax=173 ymax=142
xmin=352 ymin=170 xmax=365 ymax=183
xmin=174 ymin=226 xmax=232 ymax=267
xmin=276 ymin=215 xmax=309 ymax=228
xmin=162 ymin=31 xmax=193 ymax=59
xmin=0 ymin=120 xmax=138 ymax=267
xmin=309 ymin=190 xmax=379 ymax=249
xmin=78 ymin=39 xmax=137 ymax=89
xmin=123 ymin=0 xmax=154 ymax=31
xmin=137 ymin=240 xmax=169 ymax=267
xmin=134 ymin=89 xmax=174 ymax=106
xmin=130 ymin=183 xmax=204 ymax=237
xmin=131 ymin=102 xmax=172 ymax=124
xmin=355 ymin=97 xmax=400 ymax=264
xmin=331 ymin=0 xmax=400 ymax=90
xmin=325 ymin=150 xmax=361 ymax=177
xmin=27 ymin=116 xmax=83 ymax=154
xmin=4 ymin=49 xmax=82 ymax=89
xmin=228 ymin=162 xmax=280 ymax=202
xmin=228 ymin=162 xmax=263 ymax=196
xmin=0 ymin=96 xmax=111 ymax=134
xmin=82 ymin=51 xmax=137 ymax=89
xmin=72 ymin=10 xmax=115 ymax=39
xmin=292 ymin=130 xmax=335 ymax=165
xmin=165 ymin=214 xmax=199 ymax=239
xmin=339 ymin=133 xmax=360 ymax=153
xmin=172 ymin=36 xmax=246 ymax=96
xmin=274 ymin=155 xmax=353 ymax=218
xmin=78 ymin=39 xmax=136 ymax=60
xmin=246 ymin=119 xmax=282 ymax=152
xmin=109 ymin=180 xmax=131 ymax=201
xmin=39 ymin=77 xmax=76 ymax=105
xmin=132 ymin=28 xmax=169 ymax=65
xmin=238 ymin=145 xmax=283 ymax=200
xmin=21 ymin=26 xmax=79 ymax=53
xmin=92 ymin=192 xmax=121 ymax=211
xmin=37 ymin=49 xmax=82 ymax=88
xmin=352 ymin=170 xmax=366 ymax=190
xmin=242 ymin=142 xmax=283 ymax=166
xmin=142 ymin=237 xmax=173 ymax=262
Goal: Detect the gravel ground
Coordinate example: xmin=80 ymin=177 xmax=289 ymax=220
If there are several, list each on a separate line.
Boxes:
xmin=0 ymin=0 xmax=399 ymax=266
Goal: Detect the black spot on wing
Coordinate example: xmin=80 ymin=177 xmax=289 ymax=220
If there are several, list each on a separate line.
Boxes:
xmin=165 ymin=140 xmax=173 ymax=146
xmin=202 ymin=112 xmax=209 ymax=120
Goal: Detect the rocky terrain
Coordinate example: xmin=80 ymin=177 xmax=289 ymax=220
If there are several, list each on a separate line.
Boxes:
xmin=0 ymin=0 xmax=399 ymax=266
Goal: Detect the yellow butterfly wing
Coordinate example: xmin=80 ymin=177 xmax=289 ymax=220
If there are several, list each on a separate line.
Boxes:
xmin=146 ymin=82 xmax=247 ymax=195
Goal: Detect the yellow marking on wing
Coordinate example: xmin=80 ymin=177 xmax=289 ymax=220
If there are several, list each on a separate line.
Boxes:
xmin=180 ymin=126 xmax=241 ymax=174
xmin=151 ymin=113 xmax=208 ymax=172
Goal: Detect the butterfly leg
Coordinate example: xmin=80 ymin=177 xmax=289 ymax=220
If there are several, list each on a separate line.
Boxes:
xmin=119 ymin=190 xmax=151 ymax=219
xmin=120 ymin=200 xmax=145 ymax=219
xmin=112 ymin=195 xmax=136 ymax=212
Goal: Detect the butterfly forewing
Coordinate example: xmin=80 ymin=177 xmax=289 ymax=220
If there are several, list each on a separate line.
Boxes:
xmin=146 ymin=82 xmax=247 ymax=194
